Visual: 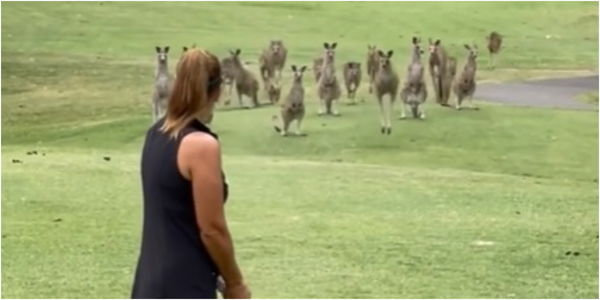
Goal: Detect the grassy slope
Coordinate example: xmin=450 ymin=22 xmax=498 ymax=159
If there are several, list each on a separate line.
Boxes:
xmin=2 ymin=2 xmax=598 ymax=298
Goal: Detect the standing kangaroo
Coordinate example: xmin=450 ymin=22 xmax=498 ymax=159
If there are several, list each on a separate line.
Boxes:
xmin=366 ymin=45 xmax=379 ymax=94
xmin=374 ymin=50 xmax=399 ymax=135
xmin=259 ymin=40 xmax=287 ymax=88
xmin=229 ymin=49 xmax=260 ymax=108
xmin=266 ymin=80 xmax=281 ymax=104
xmin=400 ymin=37 xmax=427 ymax=119
xmin=273 ymin=65 xmax=307 ymax=136
xmin=440 ymin=55 xmax=458 ymax=109
xmin=342 ymin=62 xmax=362 ymax=104
xmin=220 ymin=56 xmax=236 ymax=106
xmin=313 ymin=57 xmax=324 ymax=83
xmin=317 ymin=42 xmax=341 ymax=116
xmin=453 ymin=44 xmax=479 ymax=110
xmin=428 ymin=38 xmax=454 ymax=107
xmin=487 ymin=31 xmax=503 ymax=69
xmin=152 ymin=46 xmax=172 ymax=122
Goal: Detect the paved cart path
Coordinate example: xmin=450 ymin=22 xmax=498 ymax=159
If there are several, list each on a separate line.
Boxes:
xmin=475 ymin=75 xmax=598 ymax=110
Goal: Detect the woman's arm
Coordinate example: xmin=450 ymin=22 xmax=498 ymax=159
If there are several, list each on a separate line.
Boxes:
xmin=179 ymin=132 xmax=249 ymax=297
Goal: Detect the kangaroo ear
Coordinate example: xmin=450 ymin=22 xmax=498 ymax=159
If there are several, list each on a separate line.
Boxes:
xmin=164 ymin=46 xmax=170 ymax=53
xmin=435 ymin=40 xmax=441 ymax=46
xmin=300 ymin=66 xmax=307 ymax=73
xmin=156 ymin=46 xmax=161 ymax=53
xmin=229 ymin=49 xmax=235 ymax=56
xmin=464 ymin=44 xmax=471 ymax=50
xmin=291 ymin=65 xmax=297 ymax=72
xmin=235 ymin=49 xmax=241 ymax=55
xmin=183 ymin=46 xmax=188 ymax=52
xmin=331 ymin=42 xmax=337 ymax=49
xmin=377 ymin=50 xmax=385 ymax=57
xmin=387 ymin=50 xmax=394 ymax=57
xmin=412 ymin=37 xmax=418 ymax=44
xmin=324 ymin=42 xmax=330 ymax=49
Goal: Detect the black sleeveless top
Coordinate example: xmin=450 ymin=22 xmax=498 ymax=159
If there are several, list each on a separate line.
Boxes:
xmin=132 ymin=118 xmax=228 ymax=299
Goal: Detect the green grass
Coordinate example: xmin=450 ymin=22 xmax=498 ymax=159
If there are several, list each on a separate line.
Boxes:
xmin=578 ymin=91 xmax=599 ymax=105
xmin=2 ymin=2 xmax=598 ymax=299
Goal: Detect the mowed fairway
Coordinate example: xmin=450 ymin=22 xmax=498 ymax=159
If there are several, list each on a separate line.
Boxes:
xmin=2 ymin=2 xmax=598 ymax=298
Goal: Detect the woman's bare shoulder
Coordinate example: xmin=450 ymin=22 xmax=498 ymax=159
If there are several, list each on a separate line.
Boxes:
xmin=180 ymin=131 xmax=220 ymax=158
xmin=178 ymin=131 xmax=221 ymax=179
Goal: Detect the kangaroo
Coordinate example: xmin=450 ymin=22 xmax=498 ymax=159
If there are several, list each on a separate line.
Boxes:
xmin=342 ymin=62 xmax=362 ymax=104
xmin=181 ymin=44 xmax=196 ymax=54
xmin=453 ymin=44 xmax=479 ymax=110
xmin=487 ymin=31 xmax=503 ymax=69
xmin=313 ymin=57 xmax=324 ymax=83
xmin=366 ymin=45 xmax=379 ymax=94
xmin=273 ymin=65 xmax=307 ymax=136
xmin=178 ymin=46 xmax=188 ymax=69
xmin=152 ymin=46 xmax=172 ymax=122
xmin=317 ymin=42 xmax=341 ymax=116
xmin=177 ymin=44 xmax=196 ymax=71
xmin=400 ymin=37 xmax=427 ymax=119
xmin=259 ymin=40 xmax=288 ymax=88
xmin=229 ymin=49 xmax=260 ymax=108
xmin=266 ymin=79 xmax=281 ymax=104
xmin=220 ymin=56 xmax=236 ymax=106
xmin=374 ymin=50 xmax=399 ymax=135
xmin=428 ymin=38 xmax=454 ymax=107
xmin=435 ymin=55 xmax=457 ymax=109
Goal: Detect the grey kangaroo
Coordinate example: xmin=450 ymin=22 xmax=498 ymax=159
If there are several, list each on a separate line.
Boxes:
xmin=229 ymin=49 xmax=260 ymax=108
xmin=152 ymin=46 xmax=172 ymax=122
xmin=374 ymin=50 xmax=399 ymax=135
xmin=487 ymin=31 xmax=503 ymax=69
xmin=273 ymin=65 xmax=307 ymax=136
xmin=342 ymin=62 xmax=362 ymax=104
xmin=400 ymin=37 xmax=427 ymax=119
xmin=366 ymin=45 xmax=379 ymax=94
xmin=428 ymin=38 xmax=454 ymax=107
xmin=317 ymin=42 xmax=341 ymax=116
xmin=220 ymin=56 xmax=236 ymax=106
xmin=259 ymin=40 xmax=288 ymax=88
xmin=453 ymin=44 xmax=479 ymax=110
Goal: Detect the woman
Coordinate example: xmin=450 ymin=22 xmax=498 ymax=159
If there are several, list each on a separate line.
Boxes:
xmin=132 ymin=48 xmax=251 ymax=299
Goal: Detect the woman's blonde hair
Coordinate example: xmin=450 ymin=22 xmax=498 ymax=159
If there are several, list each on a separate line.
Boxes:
xmin=160 ymin=48 xmax=221 ymax=138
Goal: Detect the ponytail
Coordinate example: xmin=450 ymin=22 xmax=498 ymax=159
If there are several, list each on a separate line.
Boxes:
xmin=161 ymin=49 xmax=221 ymax=138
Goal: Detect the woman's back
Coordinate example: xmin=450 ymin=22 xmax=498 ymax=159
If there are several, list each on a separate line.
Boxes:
xmin=132 ymin=118 xmax=226 ymax=298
